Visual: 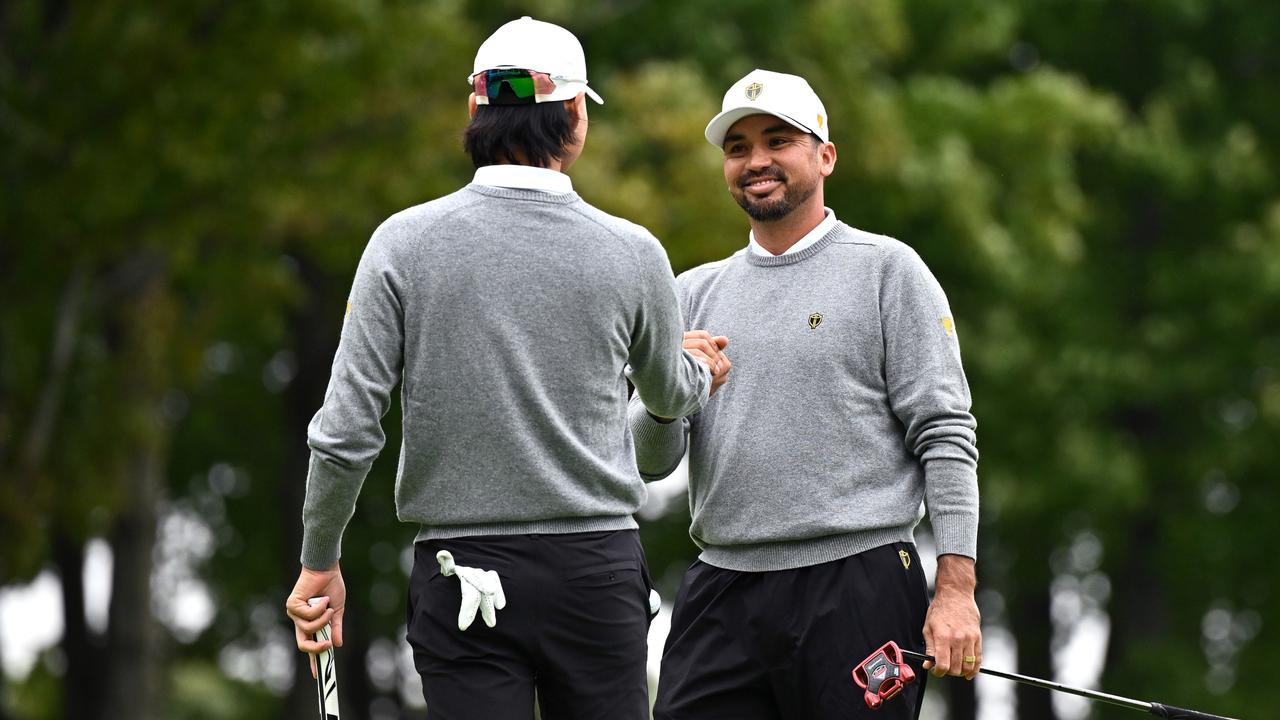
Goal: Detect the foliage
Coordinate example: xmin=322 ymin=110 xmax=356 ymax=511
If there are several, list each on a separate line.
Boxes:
xmin=3 ymin=0 xmax=1278 ymax=718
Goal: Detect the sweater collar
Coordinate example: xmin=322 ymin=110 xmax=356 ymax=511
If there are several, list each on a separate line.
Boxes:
xmin=748 ymin=208 xmax=837 ymax=258
xmin=744 ymin=221 xmax=843 ymax=267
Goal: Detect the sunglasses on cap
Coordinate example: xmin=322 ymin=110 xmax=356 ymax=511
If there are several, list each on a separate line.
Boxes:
xmin=473 ymin=68 xmax=566 ymax=105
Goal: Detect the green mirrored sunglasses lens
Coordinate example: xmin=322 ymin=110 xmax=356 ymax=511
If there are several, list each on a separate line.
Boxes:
xmin=485 ymin=70 xmax=536 ymax=98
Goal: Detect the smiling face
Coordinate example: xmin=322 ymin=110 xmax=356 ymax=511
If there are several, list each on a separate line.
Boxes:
xmin=722 ymin=114 xmax=836 ymax=223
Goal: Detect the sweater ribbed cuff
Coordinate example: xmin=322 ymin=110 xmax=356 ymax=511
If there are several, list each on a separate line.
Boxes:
xmin=300 ymin=525 xmax=344 ymax=571
xmin=923 ymin=457 xmax=979 ymax=559
xmin=629 ymin=401 xmax=688 ymax=480
xmin=928 ymin=512 xmax=978 ymax=560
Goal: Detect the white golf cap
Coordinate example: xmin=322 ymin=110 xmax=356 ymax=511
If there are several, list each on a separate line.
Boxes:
xmin=469 ymin=16 xmax=603 ymax=104
xmin=704 ymin=69 xmax=829 ymax=147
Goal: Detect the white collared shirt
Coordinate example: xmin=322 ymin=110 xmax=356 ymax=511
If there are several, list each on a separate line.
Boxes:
xmin=748 ymin=208 xmax=837 ymax=257
xmin=473 ymin=164 xmax=574 ymax=194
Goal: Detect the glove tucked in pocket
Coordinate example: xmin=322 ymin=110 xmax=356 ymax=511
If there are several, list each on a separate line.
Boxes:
xmin=436 ymin=550 xmax=507 ymax=631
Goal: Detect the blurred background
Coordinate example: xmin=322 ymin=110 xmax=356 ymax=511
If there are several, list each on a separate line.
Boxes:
xmin=2 ymin=0 xmax=1278 ymax=718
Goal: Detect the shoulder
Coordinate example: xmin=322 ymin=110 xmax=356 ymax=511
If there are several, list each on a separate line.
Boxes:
xmin=374 ymin=189 xmax=483 ymax=239
xmin=566 ymin=201 xmax=676 ymax=268
xmin=830 ymin=222 xmax=907 ymax=253
xmin=830 ymin=222 xmax=929 ymax=272
xmin=358 ymin=189 xmax=485 ymax=262
xmin=566 ymin=201 xmax=654 ymax=241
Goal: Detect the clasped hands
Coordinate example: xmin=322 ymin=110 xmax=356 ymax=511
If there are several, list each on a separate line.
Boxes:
xmin=683 ymin=330 xmax=731 ymax=395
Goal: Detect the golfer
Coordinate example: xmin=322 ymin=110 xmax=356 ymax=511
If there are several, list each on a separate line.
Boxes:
xmin=284 ymin=17 xmax=717 ymax=719
xmin=631 ymin=69 xmax=982 ymax=719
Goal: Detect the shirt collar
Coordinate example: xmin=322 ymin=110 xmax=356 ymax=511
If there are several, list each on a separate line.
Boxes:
xmin=748 ymin=208 xmax=838 ymax=257
xmin=473 ymin=165 xmax=574 ymax=194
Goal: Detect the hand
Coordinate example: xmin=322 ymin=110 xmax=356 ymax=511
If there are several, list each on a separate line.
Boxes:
xmin=437 ymin=551 xmax=507 ymax=631
xmin=922 ymin=554 xmax=982 ymax=680
xmin=285 ymin=563 xmax=346 ymax=679
xmin=683 ymin=330 xmax=731 ymax=396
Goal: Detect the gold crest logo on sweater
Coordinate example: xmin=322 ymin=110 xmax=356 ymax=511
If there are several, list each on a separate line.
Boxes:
xmin=808 ymin=312 xmax=823 ymax=329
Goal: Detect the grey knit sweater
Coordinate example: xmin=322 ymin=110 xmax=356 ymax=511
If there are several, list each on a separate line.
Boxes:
xmin=629 ymin=221 xmax=978 ymax=572
xmin=301 ymin=183 xmax=710 ymax=569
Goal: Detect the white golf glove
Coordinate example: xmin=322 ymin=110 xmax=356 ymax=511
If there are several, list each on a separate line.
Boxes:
xmin=436 ymin=550 xmax=507 ymax=631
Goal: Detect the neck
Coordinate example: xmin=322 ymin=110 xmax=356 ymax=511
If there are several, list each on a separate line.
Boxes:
xmin=750 ymin=200 xmax=827 ymax=255
xmin=495 ymin=157 xmax=565 ymax=173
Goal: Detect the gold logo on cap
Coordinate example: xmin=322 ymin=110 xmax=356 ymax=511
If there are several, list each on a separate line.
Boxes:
xmin=808 ymin=312 xmax=823 ymax=329
xmin=745 ymin=82 xmax=763 ymax=101
xmin=817 ymin=113 xmax=825 ymax=129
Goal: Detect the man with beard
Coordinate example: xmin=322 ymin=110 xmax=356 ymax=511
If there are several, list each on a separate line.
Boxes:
xmin=630 ymin=69 xmax=982 ymax=719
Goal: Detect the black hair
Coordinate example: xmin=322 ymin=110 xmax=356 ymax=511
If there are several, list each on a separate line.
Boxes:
xmin=463 ymin=84 xmax=577 ymax=168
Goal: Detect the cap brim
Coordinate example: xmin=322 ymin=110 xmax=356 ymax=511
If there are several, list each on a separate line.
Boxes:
xmin=704 ymin=106 xmax=816 ymax=147
xmin=542 ymin=82 xmax=603 ymax=105
xmin=565 ymin=83 xmax=603 ymax=104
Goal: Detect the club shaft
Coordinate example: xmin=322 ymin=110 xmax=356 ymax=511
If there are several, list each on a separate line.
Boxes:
xmin=898 ymin=650 xmax=1151 ymax=713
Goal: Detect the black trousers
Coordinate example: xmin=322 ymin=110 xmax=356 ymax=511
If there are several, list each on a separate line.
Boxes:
xmin=653 ymin=542 xmax=930 ymax=720
xmin=406 ymin=530 xmax=654 ymax=720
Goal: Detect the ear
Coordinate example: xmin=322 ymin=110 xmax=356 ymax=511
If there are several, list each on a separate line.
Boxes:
xmin=819 ymin=141 xmax=837 ymax=178
xmin=564 ymin=92 xmax=587 ymax=122
xmin=468 ymin=93 xmax=479 ymax=119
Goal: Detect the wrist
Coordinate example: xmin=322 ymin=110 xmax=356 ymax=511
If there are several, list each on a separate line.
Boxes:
xmin=934 ymin=554 xmax=976 ymax=595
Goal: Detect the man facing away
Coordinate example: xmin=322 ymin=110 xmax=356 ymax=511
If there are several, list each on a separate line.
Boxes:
xmin=284 ymin=17 xmax=723 ymax=720
xmin=631 ymin=69 xmax=983 ymax=719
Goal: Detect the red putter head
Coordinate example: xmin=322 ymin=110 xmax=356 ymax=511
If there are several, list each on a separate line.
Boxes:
xmin=852 ymin=640 xmax=917 ymax=710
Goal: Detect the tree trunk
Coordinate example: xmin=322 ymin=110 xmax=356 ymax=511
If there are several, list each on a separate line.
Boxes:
xmin=54 ymin=529 xmax=102 ymax=720
xmin=1098 ymin=516 xmax=1165 ymax=719
xmin=1007 ymin=533 xmax=1058 ymax=720
xmin=947 ymin=671 xmax=978 ymax=720
xmin=101 ymin=441 xmax=166 ymax=720
xmin=0 ymin=613 xmax=10 ymax=720
xmin=1011 ymin=583 xmax=1057 ymax=720
xmin=98 ymin=264 xmax=174 ymax=720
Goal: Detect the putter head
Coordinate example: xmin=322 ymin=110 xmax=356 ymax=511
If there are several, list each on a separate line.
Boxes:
xmin=852 ymin=640 xmax=917 ymax=710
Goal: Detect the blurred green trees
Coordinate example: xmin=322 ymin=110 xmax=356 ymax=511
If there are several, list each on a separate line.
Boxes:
xmin=3 ymin=1 xmax=1277 ymax=718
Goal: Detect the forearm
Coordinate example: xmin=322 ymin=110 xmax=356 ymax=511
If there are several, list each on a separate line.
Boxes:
xmin=629 ymin=242 xmax=711 ymax=418
xmin=631 ymin=348 xmax=710 ymax=419
xmin=628 ymin=394 xmax=688 ymax=481
xmin=301 ymin=453 xmax=370 ymax=569
xmin=923 ymin=454 xmax=979 ymax=559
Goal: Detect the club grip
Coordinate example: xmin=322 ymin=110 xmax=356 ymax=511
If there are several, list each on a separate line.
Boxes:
xmin=1148 ymin=701 xmax=1235 ymax=720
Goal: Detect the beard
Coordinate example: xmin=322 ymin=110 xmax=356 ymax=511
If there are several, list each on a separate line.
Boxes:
xmin=733 ymin=168 xmax=819 ymax=222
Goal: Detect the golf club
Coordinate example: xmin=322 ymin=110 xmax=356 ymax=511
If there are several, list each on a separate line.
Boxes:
xmin=308 ymin=597 xmax=340 ymax=719
xmin=856 ymin=640 xmax=1237 ymax=719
